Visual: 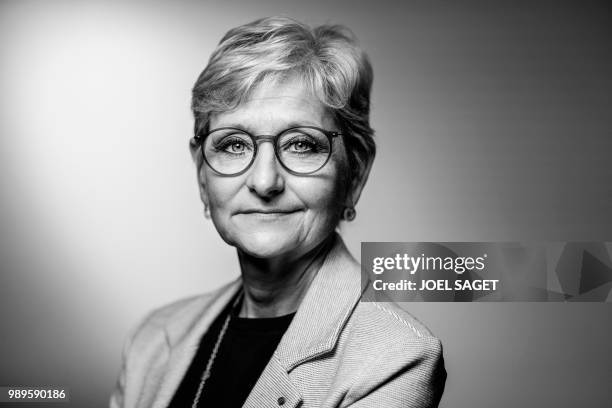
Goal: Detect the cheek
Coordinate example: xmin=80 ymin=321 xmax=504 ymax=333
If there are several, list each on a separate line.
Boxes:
xmin=203 ymin=173 xmax=240 ymax=211
xmin=303 ymin=163 xmax=348 ymax=220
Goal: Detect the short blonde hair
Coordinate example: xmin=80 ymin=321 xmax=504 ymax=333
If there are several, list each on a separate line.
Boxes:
xmin=191 ymin=16 xmax=375 ymax=182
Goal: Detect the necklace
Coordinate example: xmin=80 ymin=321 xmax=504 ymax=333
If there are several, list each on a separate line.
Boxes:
xmin=191 ymin=289 xmax=243 ymax=408
xmin=190 ymin=237 xmax=333 ymax=407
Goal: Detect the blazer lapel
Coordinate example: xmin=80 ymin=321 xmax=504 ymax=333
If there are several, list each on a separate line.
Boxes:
xmin=275 ymin=233 xmax=366 ymax=369
xmin=244 ymin=233 xmax=367 ymax=405
xmin=242 ymin=357 xmax=303 ymax=408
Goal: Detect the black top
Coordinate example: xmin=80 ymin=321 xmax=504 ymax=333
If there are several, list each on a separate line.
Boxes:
xmin=167 ymin=293 xmax=295 ymax=408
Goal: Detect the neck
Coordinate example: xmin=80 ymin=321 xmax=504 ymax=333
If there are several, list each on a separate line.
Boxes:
xmin=236 ymin=234 xmax=335 ymax=318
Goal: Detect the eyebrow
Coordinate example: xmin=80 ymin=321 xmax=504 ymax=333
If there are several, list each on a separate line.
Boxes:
xmin=213 ymin=120 xmax=326 ymax=133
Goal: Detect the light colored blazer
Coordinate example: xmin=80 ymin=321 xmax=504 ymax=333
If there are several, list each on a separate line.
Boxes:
xmin=110 ymin=234 xmax=446 ymax=408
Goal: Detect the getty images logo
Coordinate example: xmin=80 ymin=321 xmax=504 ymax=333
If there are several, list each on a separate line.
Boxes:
xmin=371 ymin=253 xmax=488 ymax=275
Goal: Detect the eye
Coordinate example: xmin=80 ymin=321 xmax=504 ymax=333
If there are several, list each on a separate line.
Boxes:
xmin=226 ymin=141 xmax=246 ymax=153
xmin=280 ymin=134 xmax=324 ymax=154
xmin=214 ymin=136 xmax=251 ymax=155
xmin=289 ymin=138 xmax=316 ymax=153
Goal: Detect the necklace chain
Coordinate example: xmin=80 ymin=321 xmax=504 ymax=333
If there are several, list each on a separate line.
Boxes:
xmin=191 ymin=290 xmax=243 ymax=408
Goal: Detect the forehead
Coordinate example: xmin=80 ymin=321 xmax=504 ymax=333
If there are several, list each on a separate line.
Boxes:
xmin=209 ymin=78 xmax=334 ymax=132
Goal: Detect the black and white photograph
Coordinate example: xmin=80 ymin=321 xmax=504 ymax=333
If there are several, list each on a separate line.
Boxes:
xmin=1 ymin=1 xmax=611 ymax=407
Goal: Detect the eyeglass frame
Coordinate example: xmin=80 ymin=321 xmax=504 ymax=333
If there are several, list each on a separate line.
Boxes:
xmin=194 ymin=126 xmax=342 ymax=177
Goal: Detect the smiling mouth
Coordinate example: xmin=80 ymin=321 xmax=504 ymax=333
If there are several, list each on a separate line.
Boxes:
xmin=239 ymin=209 xmax=303 ymax=215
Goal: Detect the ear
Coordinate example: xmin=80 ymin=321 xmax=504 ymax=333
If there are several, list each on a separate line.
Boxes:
xmin=346 ymin=156 xmax=374 ymax=208
xmin=189 ymin=138 xmax=209 ymax=207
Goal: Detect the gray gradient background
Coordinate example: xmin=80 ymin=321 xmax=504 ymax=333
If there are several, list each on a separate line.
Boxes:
xmin=1 ymin=0 xmax=611 ymax=406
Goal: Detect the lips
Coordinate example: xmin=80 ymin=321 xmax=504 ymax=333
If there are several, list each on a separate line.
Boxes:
xmin=237 ymin=208 xmax=303 ymax=215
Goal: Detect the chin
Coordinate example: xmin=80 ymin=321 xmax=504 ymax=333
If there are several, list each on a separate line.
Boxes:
xmin=234 ymin=230 xmax=303 ymax=259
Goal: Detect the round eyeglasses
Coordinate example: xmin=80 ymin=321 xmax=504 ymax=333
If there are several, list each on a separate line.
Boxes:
xmin=195 ymin=126 xmax=342 ymax=176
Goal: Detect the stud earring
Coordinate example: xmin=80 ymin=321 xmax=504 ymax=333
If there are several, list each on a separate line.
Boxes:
xmin=204 ymin=205 xmax=211 ymax=219
xmin=343 ymin=206 xmax=356 ymax=221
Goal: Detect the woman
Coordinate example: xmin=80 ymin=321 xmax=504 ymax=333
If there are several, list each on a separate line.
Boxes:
xmin=110 ymin=16 xmax=446 ymax=408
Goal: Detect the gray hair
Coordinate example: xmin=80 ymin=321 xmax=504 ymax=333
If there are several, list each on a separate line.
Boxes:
xmin=191 ymin=16 xmax=375 ymax=184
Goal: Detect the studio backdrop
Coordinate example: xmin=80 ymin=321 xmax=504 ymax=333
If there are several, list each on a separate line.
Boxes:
xmin=0 ymin=1 xmax=610 ymax=407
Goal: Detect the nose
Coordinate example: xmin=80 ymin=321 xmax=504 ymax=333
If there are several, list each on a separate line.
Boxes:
xmin=245 ymin=142 xmax=285 ymax=199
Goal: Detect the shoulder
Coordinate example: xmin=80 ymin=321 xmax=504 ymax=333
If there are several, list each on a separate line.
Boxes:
xmin=356 ymin=288 xmax=438 ymax=338
xmin=127 ymin=278 xmax=240 ymax=349
xmin=348 ymin=289 xmax=443 ymax=356
xmin=110 ymin=280 xmax=240 ymax=407
xmin=333 ymin=290 xmax=446 ymax=407
xmin=347 ymin=297 xmax=444 ymax=374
